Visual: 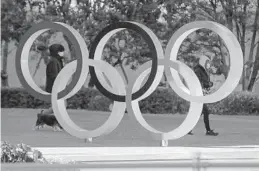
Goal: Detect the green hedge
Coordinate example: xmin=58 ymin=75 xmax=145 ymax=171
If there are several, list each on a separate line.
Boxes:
xmin=1 ymin=141 xmax=46 ymax=163
xmin=1 ymin=87 xmax=259 ymax=115
xmin=1 ymin=141 xmax=78 ymax=165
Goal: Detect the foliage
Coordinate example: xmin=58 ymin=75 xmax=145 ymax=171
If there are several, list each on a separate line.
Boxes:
xmin=1 ymin=141 xmax=78 ymax=165
xmin=1 ymin=87 xmax=259 ymax=115
xmin=1 ymin=141 xmax=46 ymax=163
xmin=2 ymin=0 xmax=258 ymax=91
xmin=194 ymin=0 xmax=258 ymax=89
xmin=247 ymin=0 xmax=259 ymax=91
xmin=27 ymin=0 xmax=176 ymax=85
xmin=207 ymin=91 xmax=259 ymax=115
xmin=1 ymin=0 xmax=32 ymax=87
xmin=1 ymin=0 xmax=30 ymax=43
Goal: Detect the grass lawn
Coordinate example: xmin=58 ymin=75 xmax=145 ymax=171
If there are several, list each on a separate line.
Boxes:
xmin=1 ymin=108 xmax=259 ymax=147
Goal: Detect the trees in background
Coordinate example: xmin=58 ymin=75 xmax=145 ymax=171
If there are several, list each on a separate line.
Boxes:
xmin=182 ymin=0 xmax=258 ymax=91
xmin=1 ymin=0 xmax=258 ymax=91
xmin=247 ymin=0 xmax=259 ymax=91
xmin=1 ymin=0 xmax=31 ymax=87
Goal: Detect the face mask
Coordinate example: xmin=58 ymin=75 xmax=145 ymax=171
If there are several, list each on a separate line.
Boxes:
xmin=58 ymin=52 xmax=64 ymax=57
xmin=205 ymin=60 xmax=211 ymax=69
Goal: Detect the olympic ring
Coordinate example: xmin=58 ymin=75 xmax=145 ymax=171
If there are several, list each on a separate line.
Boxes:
xmin=15 ymin=22 xmax=88 ymax=102
xmin=126 ymin=59 xmax=203 ymax=140
xmin=164 ymin=21 xmax=243 ymax=103
xmin=16 ymin=21 xmax=243 ymax=142
xmin=89 ymin=22 xmax=163 ymax=102
xmin=51 ymin=60 xmax=126 ymax=139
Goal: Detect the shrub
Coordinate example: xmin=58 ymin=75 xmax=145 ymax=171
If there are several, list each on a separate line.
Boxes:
xmin=1 ymin=87 xmax=259 ymax=115
xmin=1 ymin=141 xmax=46 ymax=163
xmin=88 ymin=94 xmax=112 ymax=111
xmin=138 ymin=88 xmax=190 ymax=114
xmin=1 ymin=141 xmax=80 ymax=166
xmin=207 ymin=91 xmax=259 ymax=115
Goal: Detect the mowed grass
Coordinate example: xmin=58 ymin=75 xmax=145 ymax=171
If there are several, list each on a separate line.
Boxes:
xmin=1 ymin=108 xmax=259 ymax=147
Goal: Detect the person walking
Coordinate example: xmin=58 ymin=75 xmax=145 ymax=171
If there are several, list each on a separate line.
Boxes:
xmin=187 ymin=56 xmax=219 ymax=136
xmin=40 ymin=43 xmax=66 ymax=115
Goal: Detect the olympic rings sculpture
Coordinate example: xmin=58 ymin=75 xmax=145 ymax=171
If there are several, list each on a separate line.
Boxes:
xmin=16 ymin=21 xmax=243 ymax=142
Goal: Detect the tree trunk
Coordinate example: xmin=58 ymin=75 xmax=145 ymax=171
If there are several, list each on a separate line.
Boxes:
xmin=241 ymin=55 xmax=247 ymax=91
xmin=211 ymin=1 xmax=229 ymax=80
xmin=119 ymin=61 xmax=129 ymax=85
xmin=88 ymin=73 xmax=95 ymax=88
xmin=242 ymin=61 xmax=246 ymax=91
xmin=1 ymin=40 xmax=9 ymax=87
xmin=248 ymin=5 xmax=258 ymax=62
xmin=247 ymin=3 xmax=259 ymax=89
xmin=220 ymin=0 xmax=234 ymax=31
xmin=33 ymin=56 xmax=43 ymax=77
xmin=63 ymin=34 xmax=76 ymax=61
xmin=129 ymin=0 xmax=139 ymax=20
xmin=241 ymin=3 xmax=248 ymax=91
xmin=234 ymin=20 xmax=246 ymax=90
xmin=247 ymin=43 xmax=259 ymax=91
xmin=218 ymin=37 xmax=229 ymax=79
xmin=61 ymin=0 xmax=76 ymax=61
xmin=163 ymin=72 xmax=169 ymax=88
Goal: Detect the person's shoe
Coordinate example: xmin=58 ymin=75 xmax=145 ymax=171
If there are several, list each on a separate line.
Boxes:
xmin=206 ymin=130 xmax=218 ymax=136
xmin=188 ymin=131 xmax=193 ymax=135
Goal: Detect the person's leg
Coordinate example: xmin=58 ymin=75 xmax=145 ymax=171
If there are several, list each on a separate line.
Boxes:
xmin=203 ymin=104 xmax=218 ymax=136
xmin=203 ymin=104 xmax=211 ymax=131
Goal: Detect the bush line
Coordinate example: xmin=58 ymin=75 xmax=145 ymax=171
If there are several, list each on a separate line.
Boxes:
xmin=1 ymin=87 xmax=259 ymax=115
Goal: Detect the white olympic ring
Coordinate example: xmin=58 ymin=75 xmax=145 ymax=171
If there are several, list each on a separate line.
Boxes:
xmin=16 ymin=21 xmax=243 ymax=142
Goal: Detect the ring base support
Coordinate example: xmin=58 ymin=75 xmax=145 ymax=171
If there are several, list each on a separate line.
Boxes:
xmin=160 ymin=140 xmax=169 ymax=147
xmin=84 ymin=138 xmax=93 ymax=143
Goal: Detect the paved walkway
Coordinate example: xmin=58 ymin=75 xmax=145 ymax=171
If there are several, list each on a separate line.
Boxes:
xmin=1 ymin=108 xmax=259 ymax=147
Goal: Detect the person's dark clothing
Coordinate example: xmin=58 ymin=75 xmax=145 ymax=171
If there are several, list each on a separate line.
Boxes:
xmin=193 ymin=64 xmax=213 ymax=90
xmin=45 ymin=55 xmax=64 ymax=93
xmin=45 ymin=44 xmax=65 ymax=93
xmin=193 ymin=64 xmax=213 ymax=132
xmin=202 ymin=104 xmax=211 ymax=131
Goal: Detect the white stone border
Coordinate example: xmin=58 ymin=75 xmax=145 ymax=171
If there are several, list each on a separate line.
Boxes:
xmin=29 ymin=146 xmax=259 ymax=163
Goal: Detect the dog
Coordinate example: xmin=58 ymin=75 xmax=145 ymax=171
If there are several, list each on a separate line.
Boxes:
xmin=34 ymin=110 xmax=63 ymax=131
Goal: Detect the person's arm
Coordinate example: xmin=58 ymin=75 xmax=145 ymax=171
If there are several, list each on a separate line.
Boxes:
xmin=201 ymin=71 xmax=213 ymax=89
xmin=194 ymin=68 xmax=203 ymax=84
xmin=194 ymin=66 xmax=213 ymax=89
